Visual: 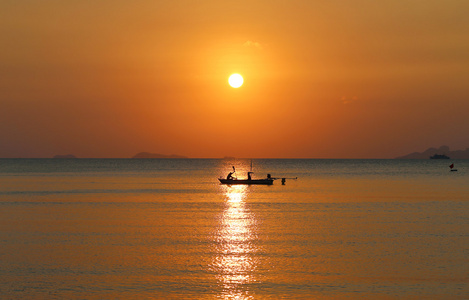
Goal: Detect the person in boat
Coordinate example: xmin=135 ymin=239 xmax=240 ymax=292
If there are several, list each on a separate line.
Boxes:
xmin=226 ymin=172 xmax=234 ymax=180
xmin=247 ymin=172 xmax=253 ymax=180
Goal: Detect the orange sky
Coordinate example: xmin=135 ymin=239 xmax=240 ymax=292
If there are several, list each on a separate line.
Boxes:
xmin=1 ymin=1 xmax=468 ymax=158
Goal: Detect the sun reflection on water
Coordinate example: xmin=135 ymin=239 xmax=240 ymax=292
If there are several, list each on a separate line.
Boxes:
xmin=213 ymin=185 xmax=260 ymax=299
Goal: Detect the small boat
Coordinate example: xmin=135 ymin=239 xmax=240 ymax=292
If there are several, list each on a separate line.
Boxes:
xmin=430 ymin=154 xmax=450 ymax=159
xmin=218 ymin=178 xmax=274 ymax=185
xmin=449 ymin=163 xmax=458 ymax=172
xmin=219 ymin=165 xmax=274 ymax=185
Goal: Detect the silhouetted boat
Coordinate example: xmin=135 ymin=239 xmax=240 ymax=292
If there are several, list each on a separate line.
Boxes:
xmin=219 ymin=165 xmax=274 ymax=185
xmin=219 ymin=164 xmax=297 ymax=185
xmin=218 ymin=178 xmax=274 ymax=185
xmin=430 ymin=154 xmax=450 ymax=159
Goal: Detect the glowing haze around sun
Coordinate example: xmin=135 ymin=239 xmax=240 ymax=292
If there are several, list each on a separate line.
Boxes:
xmin=228 ymin=74 xmax=243 ymax=88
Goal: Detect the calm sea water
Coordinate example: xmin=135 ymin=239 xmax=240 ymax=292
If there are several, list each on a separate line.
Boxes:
xmin=0 ymin=159 xmax=468 ymax=299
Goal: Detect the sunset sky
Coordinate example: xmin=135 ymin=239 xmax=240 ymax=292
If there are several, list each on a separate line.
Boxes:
xmin=1 ymin=0 xmax=468 ymax=158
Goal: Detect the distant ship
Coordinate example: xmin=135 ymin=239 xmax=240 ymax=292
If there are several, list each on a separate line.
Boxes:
xmin=430 ymin=154 xmax=450 ymax=159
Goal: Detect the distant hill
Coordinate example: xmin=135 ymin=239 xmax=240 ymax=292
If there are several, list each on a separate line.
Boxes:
xmin=53 ymin=154 xmax=77 ymax=158
xmin=132 ymin=152 xmax=188 ymax=159
xmin=396 ymin=146 xmax=469 ymax=159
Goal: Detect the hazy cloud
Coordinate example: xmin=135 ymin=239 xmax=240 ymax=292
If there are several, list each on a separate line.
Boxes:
xmin=243 ymin=40 xmax=262 ymax=49
xmin=342 ymin=96 xmax=358 ymax=105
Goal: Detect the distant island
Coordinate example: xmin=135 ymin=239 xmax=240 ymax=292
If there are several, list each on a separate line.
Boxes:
xmin=396 ymin=146 xmax=469 ymax=159
xmin=132 ymin=152 xmax=188 ymax=159
xmin=53 ymin=154 xmax=77 ymax=158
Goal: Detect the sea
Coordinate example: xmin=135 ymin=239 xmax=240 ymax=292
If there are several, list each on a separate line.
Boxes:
xmin=0 ymin=158 xmax=468 ymax=299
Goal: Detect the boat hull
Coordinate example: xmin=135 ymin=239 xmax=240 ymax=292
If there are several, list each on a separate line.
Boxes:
xmin=218 ymin=178 xmax=274 ymax=185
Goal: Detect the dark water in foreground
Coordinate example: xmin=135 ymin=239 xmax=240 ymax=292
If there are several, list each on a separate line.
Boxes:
xmin=0 ymin=159 xmax=468 ymax=299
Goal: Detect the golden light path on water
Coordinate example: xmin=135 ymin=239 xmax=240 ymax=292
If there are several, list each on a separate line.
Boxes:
xmin=212 ymin=185 xmax=260 ymax=299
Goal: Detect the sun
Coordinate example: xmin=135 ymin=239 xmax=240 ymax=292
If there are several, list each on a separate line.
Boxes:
xmin=228 ymin=74 xmax=243 ymax=88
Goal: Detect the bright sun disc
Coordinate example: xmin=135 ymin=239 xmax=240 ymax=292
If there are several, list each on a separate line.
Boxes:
xmin=228 ymin=74 xmax=243 ymax=88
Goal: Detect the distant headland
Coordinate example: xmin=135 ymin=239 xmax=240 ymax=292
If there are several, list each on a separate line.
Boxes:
xmin=53 ymin=154 xmax=77 ymax=158
xmin=132 ymin=152 xmax=188 ymax=159
xmin=396 ymin=146 xmax=469 ymax=159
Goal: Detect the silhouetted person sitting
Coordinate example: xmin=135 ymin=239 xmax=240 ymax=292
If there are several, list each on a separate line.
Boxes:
xmin=227 ymin=172 xmax=234 ymax=180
